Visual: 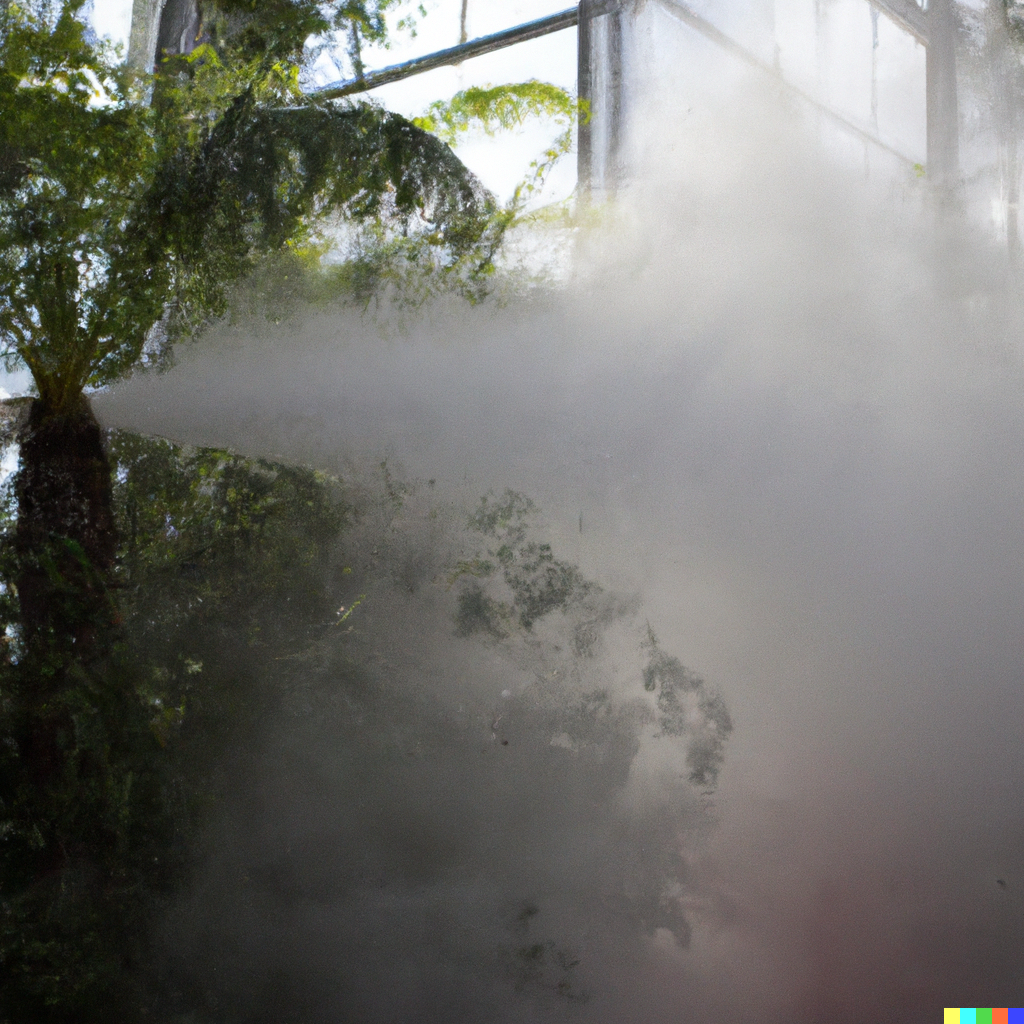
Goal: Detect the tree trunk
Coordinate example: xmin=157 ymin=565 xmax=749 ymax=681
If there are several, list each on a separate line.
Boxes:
xmin=129 ymin=0 xmax=204 ymax=72
xmin=12 ymin=394 xmax=118 ymax=806
xmin=14 ymin=394 xmax=116 ymax=648
xmin=1 ymin=396 xmax=159 ymax=1024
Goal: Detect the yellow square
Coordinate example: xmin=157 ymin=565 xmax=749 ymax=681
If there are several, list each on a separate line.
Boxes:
xmin=945 ymin=1011 xmax=961 ymax=1024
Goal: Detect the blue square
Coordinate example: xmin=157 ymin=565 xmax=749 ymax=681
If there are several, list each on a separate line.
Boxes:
xmin=1007 ymin=1009 xmax=1024 ymax=1024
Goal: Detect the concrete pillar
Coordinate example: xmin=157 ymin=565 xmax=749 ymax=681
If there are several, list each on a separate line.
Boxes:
xmin=578 ymin=1 xmax=627 ymax=198
xmin=926 ymin=0 xmax=959 ymax=185
xmin=578 ymin=0 xmax=595 ymax=195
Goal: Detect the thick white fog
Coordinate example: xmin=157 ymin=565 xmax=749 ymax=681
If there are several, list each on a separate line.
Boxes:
xmin=95 ymin=35 xmax=1024 ymax=1024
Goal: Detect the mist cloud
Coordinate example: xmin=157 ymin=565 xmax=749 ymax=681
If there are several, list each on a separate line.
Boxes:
xmin=99 ymin=76 xmax=1024 ymax=1022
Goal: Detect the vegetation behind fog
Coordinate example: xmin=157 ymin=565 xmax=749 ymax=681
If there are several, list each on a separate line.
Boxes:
xmin=0 ymin=1 xmax=684 ymax=1018
xmin=0 ymin=425 xmax=731 ymax=1022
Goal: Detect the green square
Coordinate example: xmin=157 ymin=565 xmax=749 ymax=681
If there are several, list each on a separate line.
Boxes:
xmin=977 ymin=1011 xmax=993 ymax=1024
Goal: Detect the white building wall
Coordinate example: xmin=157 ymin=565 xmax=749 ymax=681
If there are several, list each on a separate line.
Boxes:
xmin=612 ymin=0 xmax=927 ymax=186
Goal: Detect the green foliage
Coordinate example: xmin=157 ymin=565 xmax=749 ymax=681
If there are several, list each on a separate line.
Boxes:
xmin=1 ymin=453 xmax=736 ymax=1017
xmin=105 ymin=431 xmax=347 ymax=781
xmin=392 ymin=1 xmax=428 ymax=39
xmin=436 ymin=486 xmax=733 ymax=950
xmin=449 ymin=493 xmax=733 ymax=793
xmin=0 ymin=0 xmax=498 ymax=414
xmin=182 ymin=1 xmax=406 ymax=68
xmin=451 ymin=489 xmax=595 ymax=634
xmin=0 ymin=4 xmax=586 ymax=407
xmin=109 ymin=430 xmax=344 ymax=637
xmin=201 ymin=0 xmax=331 ymax=63
xmin=149 ymin=79 xmax=496 ymax=330
xmin=0 ymin=430 xmax=350 ymax=1022
xmin=413 ymin=82 xmax=577 ymax=146
xmin=0 ymin=1 xmax=159 ymax=411
xmin=641 ymin=626 xmax=733 ymax=789
xmin=414 ymin=81 xmax=579 ymax=225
